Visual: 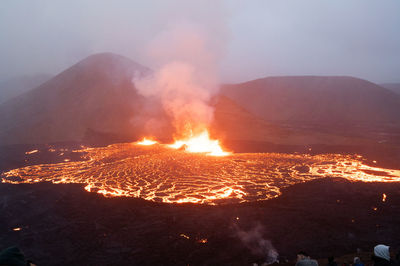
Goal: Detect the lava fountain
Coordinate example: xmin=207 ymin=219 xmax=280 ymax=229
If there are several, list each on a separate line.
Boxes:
xmin=168 ymin=129 xmax=230 ymax=156
xmin=136 ymin=138 xmax=158 ymax=146
xmin=133 ymin=24 xmax=225 ymax=158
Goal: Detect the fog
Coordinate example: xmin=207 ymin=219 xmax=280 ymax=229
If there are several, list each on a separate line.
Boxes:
xmin=0 ymin=0 xmax=399 ymax=84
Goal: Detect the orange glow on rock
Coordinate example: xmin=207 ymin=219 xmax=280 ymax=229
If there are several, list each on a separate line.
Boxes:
xmin=168 ymin=130 xmax=230 ymax=156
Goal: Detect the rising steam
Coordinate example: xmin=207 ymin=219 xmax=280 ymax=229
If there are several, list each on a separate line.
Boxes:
xmin=133 ymin=23 xmax=220 ymax=138
xmin=235 ymin=223 xmax=279 ymax=265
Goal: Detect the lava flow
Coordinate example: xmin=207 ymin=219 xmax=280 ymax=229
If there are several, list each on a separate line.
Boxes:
xmin=2 ymin=143 xmax=400 ymax=204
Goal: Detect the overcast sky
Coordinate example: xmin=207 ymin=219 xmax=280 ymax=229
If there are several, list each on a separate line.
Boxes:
xmin=0 ymin=0 xmax=399 ymax=83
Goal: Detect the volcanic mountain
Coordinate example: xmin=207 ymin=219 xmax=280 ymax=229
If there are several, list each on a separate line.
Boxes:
xmin=211 ymin=96 xmax=282 ymax=141
xmin=0 ymin=53 xmax=150 ymax=145
xmin=211 ymin=95 xmax=368 ymax=146
xmin=1 ymin=53 xmax=399 ymax=147
xmin=0 ymin=53 xmax=270 ymax=146
xmin=380 ymin=83 xmax=400 ymax=95
xmin=221 ymin=76 xmax=400 ymax=127
xmin=0 ymin=74 xmax=52 ymax=104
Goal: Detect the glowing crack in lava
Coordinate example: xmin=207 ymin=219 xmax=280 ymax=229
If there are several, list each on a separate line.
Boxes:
xmin=2 ymin=143 xmax=400 ymax=204
xmin=168 ymin=130 xmax=230 ymax=156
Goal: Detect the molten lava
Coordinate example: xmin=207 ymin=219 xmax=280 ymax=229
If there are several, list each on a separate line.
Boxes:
xmin=168 ymin=130 xmax=230 ymax=156
xmin=198 ymin=238 xmax=208 ymax=244
xmin=136 ymin=138 xmax=158 ymax=146
xmin=2 ymin=143 xmax=400 ymax=204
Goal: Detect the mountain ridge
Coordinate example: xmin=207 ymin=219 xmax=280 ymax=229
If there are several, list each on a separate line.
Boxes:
xmin=0 ymin=74 xmax=52 ymax=104
xmin=221 ymin=75 xmax=400 ymax=125
xmin=380 ymin=83 xmax=400 ymax=95
xmin=1 ymin=53 xmax=399 ymax=146
xmin=0 ymin=53 xmax=150 ymax=145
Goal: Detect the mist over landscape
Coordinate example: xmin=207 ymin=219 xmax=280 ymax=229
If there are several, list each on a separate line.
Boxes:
xmin=1 ymin=0 xmax=400 ymax=84
xmin=1 ymin=1 xmax=400 ymax=266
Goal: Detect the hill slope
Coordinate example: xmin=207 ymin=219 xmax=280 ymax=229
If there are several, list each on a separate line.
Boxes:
xmin=0 ymin=74 xmax=52 ymax=104
xmin=221 ymin=76 xmax=400 ymax=126
xmin=0 ymin=53 xmax=150 ymax=145
xmin=211 ymin=96 xmax=284 ymax=141
xmin=211 ymin=96 xmax=369 ymax=145
xmin=380 ymin=83 xmax=400 ymax=95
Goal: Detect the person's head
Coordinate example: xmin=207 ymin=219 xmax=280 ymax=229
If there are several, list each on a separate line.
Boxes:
xmin=297 ymin=251 xmax=309 ymax=261
xmin=354 ymin=257 xmax=361 ymax=264
xmin=374 ymin=244 xmax=390 ymax=261
xmin=0 ymin=246 xmax=27 ymax=266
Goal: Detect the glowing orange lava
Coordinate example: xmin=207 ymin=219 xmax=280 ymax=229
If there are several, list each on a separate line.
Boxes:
xmin=198 ymin=238 xmax=208 ymax=244
xmin=168 ymin=130 xmax=230 ymax=156
xmin=2 ymin=144 xmax=400 ymax=204
xmin=180 ymin=234 xmax=190 ymax=239
xmin=136 ymin=138 xmax=158 ymax=146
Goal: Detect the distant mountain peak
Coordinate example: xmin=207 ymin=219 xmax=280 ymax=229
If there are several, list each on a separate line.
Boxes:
xmin=59 ymin=52 xmax=151 ymax=84
xmin=0 ymin=53 xmax=151 ymax=145
xmin=79 ymin=52 xmax=145 ymax=69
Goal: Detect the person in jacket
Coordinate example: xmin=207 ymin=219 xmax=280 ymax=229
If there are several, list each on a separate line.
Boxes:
xmin=353 ymin=256 xmax=364 ymax=266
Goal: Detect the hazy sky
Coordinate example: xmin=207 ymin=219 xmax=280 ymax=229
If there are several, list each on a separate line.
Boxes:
xmin=0 ymin=0 xmax=399 ymax=83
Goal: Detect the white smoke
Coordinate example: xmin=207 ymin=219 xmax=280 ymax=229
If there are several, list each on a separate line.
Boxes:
xmin=235 ymin=223 xmax=279 ymax=265
xmin=133 ymin=22 xmax=222 ymax=138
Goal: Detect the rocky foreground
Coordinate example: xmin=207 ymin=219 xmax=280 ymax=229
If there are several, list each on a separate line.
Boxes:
xmin=1 ymin=178 xmax=399 ymax=265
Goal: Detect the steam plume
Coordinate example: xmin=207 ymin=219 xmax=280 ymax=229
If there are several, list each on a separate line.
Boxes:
xmin=235 ymin=223 xmax=279 ymax=265
xmin=134 ymin=23 xmax=220 ymax=138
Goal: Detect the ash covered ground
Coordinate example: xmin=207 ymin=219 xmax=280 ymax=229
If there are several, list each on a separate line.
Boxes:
xmin=1 ymin=142 xmax=400 ymax=265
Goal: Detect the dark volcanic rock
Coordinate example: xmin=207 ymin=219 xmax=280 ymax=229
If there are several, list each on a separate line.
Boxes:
xmin=1 ymin=179 xmax=399 ymax=265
